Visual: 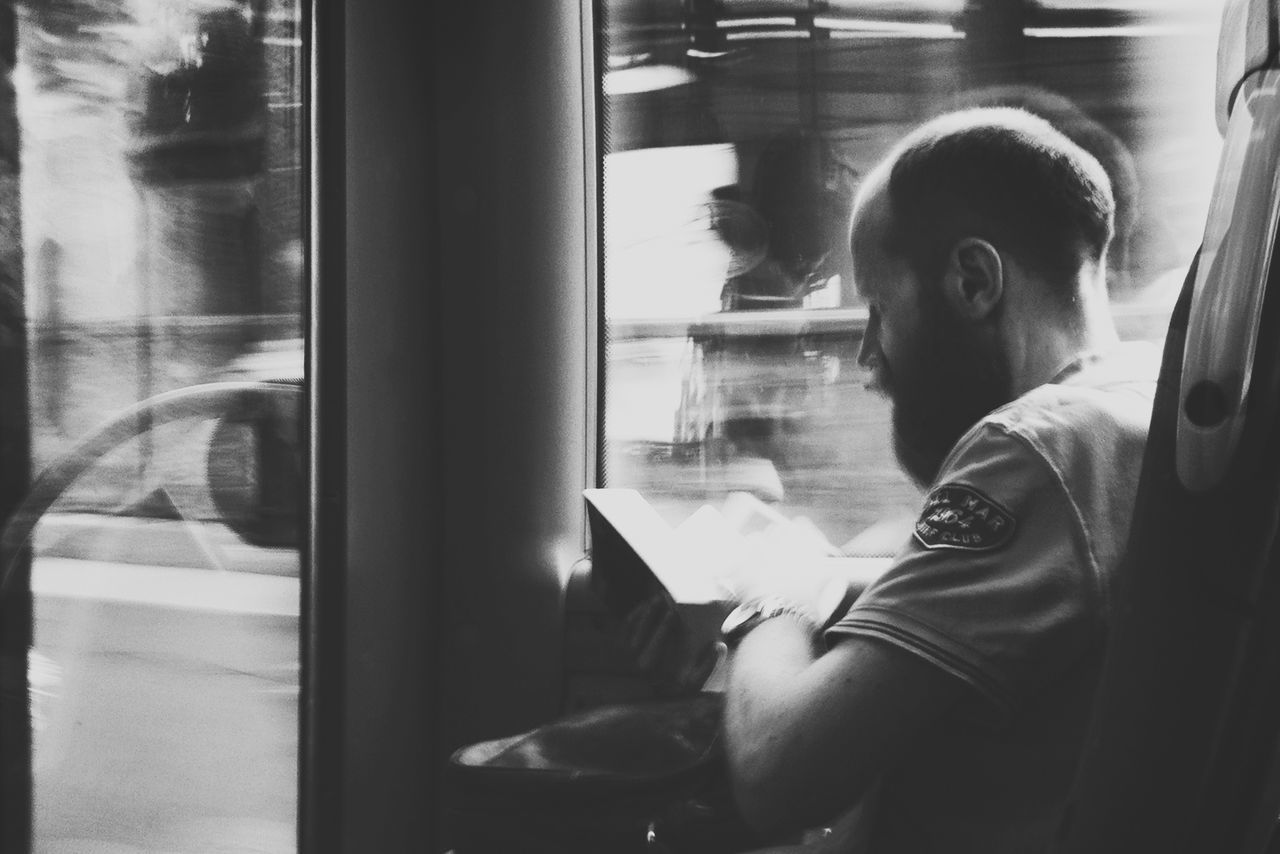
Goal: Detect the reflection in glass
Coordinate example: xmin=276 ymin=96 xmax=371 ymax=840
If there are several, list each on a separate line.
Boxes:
xmin=9 ymin=0 xmax=304 ymax=849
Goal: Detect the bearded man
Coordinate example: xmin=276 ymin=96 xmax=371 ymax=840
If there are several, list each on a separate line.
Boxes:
xmin=721 ymin=108 xmax=1159 ymax=853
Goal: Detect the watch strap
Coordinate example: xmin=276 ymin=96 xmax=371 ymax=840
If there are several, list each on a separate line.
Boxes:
xmin=721 ymin=597 xmax=817 ymax=648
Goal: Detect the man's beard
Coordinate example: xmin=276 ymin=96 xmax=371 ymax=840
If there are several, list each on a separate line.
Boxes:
xmin=883 ymin=297 xmax=1013 ymax=490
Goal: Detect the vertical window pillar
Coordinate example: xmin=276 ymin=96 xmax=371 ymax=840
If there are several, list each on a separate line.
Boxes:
xmin=0 ymin=2 xmax=30 ymax=848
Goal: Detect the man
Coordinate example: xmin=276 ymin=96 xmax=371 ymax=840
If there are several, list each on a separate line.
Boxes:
xmin=721 ymin=108 xmax=1159 ymax=852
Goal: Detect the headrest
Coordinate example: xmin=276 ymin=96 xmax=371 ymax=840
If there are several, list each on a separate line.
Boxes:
xmin=1216 ymin=0 xmax=1276 ymax=132
xmin=1179 ymin=68 xmax=1280 ymax=492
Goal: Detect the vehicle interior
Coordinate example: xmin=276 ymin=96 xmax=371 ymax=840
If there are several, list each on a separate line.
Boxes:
xmin=0 ymin=0 xmax=1275 ymax=851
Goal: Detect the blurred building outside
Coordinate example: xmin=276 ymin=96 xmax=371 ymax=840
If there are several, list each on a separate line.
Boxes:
xmin=17 ymin=0 xmax=302 ymax=532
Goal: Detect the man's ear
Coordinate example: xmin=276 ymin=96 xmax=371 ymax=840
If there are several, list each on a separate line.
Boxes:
xmin=940 ymin=238 xmax=1003 ymax=321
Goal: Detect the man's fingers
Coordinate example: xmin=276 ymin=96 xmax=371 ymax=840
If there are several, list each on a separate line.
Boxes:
xmin=679 ymin=639 xmax=724 ymax=690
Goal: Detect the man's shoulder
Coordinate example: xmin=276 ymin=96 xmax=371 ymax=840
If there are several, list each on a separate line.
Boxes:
xmin=984 ymin=379 xmax=1154 ymax=447
xmin=929 ymin=343 xmax=1156 ymax=518
xmin=926 ymin=342 xmax=1156 ymax=579
xmin=939 ymin=388 xmax=1149 ymax=488
xmin=980 ymin=342 xmax=1158 ymax=464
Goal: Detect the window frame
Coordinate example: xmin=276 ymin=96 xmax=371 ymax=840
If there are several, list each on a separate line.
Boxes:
xmin=304 ymin=2 xmax=599 ymax=850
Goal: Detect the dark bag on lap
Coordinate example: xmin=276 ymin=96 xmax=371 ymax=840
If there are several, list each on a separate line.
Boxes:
xmin=446 ymin=693 xmax=770 ymax=853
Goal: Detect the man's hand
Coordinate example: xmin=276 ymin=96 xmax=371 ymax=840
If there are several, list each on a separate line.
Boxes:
xmin=621 ymin=592 xmax=722 ymax=691
xmin=731 ymin=556 xmax=856 ymax=632
xmin=622 ymin=592 xmax=682 ymax=673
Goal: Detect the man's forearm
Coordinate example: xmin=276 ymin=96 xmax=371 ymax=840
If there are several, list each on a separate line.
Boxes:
xmin=726 ymin=615 xmax=820 ymax=727
xmin=724 ymin=615 xmax=827 ymax=833
xmin=723 ymin=619 xmax=960 ymax=835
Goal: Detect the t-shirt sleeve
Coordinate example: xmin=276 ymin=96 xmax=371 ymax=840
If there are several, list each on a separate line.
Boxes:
xmin=824 ymin=423 xmax=1102 ymax=728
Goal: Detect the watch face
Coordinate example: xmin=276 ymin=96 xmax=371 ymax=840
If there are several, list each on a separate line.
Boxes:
xmin=721 ymin=601 xmax=762 ymax=639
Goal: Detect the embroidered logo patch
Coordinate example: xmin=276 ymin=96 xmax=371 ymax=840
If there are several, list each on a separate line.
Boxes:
xmin=913 ymin=484 xmax=1016 ymax=551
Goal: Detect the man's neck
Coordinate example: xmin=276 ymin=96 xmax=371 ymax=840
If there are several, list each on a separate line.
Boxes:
xmin=1007 ymin=279 xmax=1119 ymax=397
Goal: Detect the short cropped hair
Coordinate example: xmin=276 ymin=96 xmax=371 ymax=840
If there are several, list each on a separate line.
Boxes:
xmin=883 ymin=108 xmax=1115 ymax=303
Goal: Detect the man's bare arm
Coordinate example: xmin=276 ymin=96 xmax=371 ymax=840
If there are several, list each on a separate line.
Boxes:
xmin=724 ymin=616 xmax=969 ymax=836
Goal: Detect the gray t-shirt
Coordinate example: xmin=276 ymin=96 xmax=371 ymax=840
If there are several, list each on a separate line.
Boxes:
xmin=824 ymin=342 xmax=1158 ymax=853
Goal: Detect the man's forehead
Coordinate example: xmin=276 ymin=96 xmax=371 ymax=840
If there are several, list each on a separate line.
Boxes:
xmin=849 ymin=178 xmax=895 ymax=298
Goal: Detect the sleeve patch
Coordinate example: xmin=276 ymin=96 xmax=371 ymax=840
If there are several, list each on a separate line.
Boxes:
xmin=913 ymin=483 xmax=1017 ymax=552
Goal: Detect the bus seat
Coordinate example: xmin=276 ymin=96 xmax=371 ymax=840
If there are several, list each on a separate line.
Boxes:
xmin=1054 ymin=1 xmax=1280 ymax=850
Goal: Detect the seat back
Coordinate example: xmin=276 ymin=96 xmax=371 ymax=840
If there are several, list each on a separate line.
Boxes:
xmin=1055 ymin=3 xmax=1280 ymax=851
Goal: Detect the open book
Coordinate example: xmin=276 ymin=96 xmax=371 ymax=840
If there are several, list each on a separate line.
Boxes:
xmin=584 ymin=488 xmax=893 ymax=690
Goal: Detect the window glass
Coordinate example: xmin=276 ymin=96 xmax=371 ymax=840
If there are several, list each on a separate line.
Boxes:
xmin=599 ymin=0 xmax=1223 ymax=552
xmin=9 ymin=0 xmax=304 ymax=848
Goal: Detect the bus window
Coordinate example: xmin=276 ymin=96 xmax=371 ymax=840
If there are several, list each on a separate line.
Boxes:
xmin=598 ymin=0 xmax=1224 ymax=552
xmin=4 ymin=0 xmax=305 ymax=848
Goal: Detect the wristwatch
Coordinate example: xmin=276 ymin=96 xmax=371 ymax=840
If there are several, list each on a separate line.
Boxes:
xmin=720 ymin=597 xmax=816 ymax=648
xmin=720 ymin=578 xmax=854 ymax=649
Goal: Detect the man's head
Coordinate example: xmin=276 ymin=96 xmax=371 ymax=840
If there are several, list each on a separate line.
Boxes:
xmin=851 ymin=108 xmax=1117 ymax=488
